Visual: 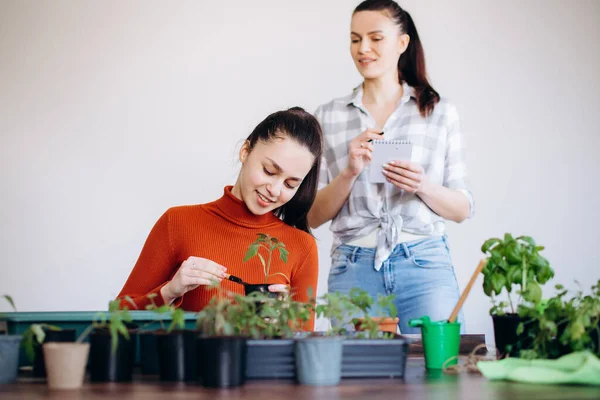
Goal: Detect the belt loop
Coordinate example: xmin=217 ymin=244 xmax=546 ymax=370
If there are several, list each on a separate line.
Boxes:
xmin=401 ymin=242 xmax=410 ymax=258
xmin=351 ymin=246 xmax=359 ymax=264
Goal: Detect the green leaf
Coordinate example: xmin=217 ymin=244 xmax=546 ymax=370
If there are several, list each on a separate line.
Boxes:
xmin=483 ymin=276 xmax=493 ymax=296
xmin=117 ymin=323 xmax=129 ymax=338
xmin=21 ymin=327 xmax=36 ymax=362
xmin=517 ymin=236 xmax=536 ymax=248
xmin=530 ymin=253 xmax=549 ymax=269
xmin=505 ymin=241 xmax=522 ymax=264
xmin=542 ymin=320 xmax=557 ymax=335
xmin=388 ymin=302 xmax=398 ymax=319
xmin=503 ymin=233 xmax=515 ymax=243
xmin=257 ymin=253 xmax=266 ymax=269
xmin=516 ymin=322 xmax=524 ymax=335
xmin=243 ymin=244 xmax=259 ymax=262
xmin=537 ymin=265 xmax=554 ymax=284
xmin=482 ymin=238 xmax=501 ymax=253
xmin=123 ymin=296 xmax=137 ymax=310
xmin=279 ymin=247 xmax=289 ymax=263
xmin=508 ymin=266 xmax=522 ymax=286
xmin=31 ymin=324 xmax=46 ymax=345
xmin=491 ymin=273 xmax=507 ymax=295
xmin=523 ymin=281 xmax=542 ymax=304
xmin=3 ymin=295 xmax=16 ymax=311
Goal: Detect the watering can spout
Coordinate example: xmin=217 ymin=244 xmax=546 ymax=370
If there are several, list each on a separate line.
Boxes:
xmin=408 ymin=316 xmax=431 ymax=328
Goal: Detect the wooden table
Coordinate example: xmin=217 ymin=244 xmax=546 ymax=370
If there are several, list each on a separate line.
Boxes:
xmin=1 ymin=358 xmax=598 ymax=400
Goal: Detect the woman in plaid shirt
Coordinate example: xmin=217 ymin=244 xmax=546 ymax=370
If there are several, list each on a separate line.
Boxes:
xmin=308 ymin=0 xmax=474 ymax=333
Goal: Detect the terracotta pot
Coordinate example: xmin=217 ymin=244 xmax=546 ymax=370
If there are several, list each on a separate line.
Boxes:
xmin=43 ymin=342 xmax=89 ymax=390
xmin=353 ymin=317 xmax=399 ymax=334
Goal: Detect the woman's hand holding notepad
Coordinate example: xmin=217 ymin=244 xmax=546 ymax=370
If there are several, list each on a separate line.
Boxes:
xmin=369 ymin=140 xmax=413 ymax=183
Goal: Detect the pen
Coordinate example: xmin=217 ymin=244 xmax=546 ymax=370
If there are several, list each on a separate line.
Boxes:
xmin=367 ymin=131 xmax=384 ymax=143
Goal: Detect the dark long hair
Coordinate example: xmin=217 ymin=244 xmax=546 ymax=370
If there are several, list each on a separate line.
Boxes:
xmin=245 ymin=107 xmax=323 ymax=234
xmin=354 ymin=0 xmax=440 ymax=117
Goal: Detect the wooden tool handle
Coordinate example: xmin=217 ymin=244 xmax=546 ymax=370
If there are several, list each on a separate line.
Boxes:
xmin=448 ymin=259 xmax=487 ymax=323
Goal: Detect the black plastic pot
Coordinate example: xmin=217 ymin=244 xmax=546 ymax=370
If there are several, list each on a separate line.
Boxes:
xmin=156 ymin=330 xmax=197 ymax=382
xmin=492 ymin=314 xmax=533 ymax=357
xmin=88 ymin=329 xmax=136 ymax=382
xmin=244 ymin=284 xmax=279 ymax=314
xmin=33 ymin=328 xmax=76 ymax=378
xmin=139 ymin=331 xmax=159 ymax=375
xmin=244 ymin=284 xmax=278 ymax=298
xmin=197 ymin=336 xmax=246 ymax=388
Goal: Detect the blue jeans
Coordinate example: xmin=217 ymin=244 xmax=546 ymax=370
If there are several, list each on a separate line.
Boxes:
xmin=328 ymin=235 xmax=465 ymax=334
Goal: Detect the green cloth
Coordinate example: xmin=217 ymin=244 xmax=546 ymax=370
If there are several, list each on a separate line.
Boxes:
xmin=477 ymin=351 xmax=600 ymax=386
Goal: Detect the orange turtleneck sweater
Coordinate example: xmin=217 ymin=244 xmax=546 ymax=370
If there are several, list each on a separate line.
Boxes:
xmin=117 ymin=186 xmax=319 ymax=329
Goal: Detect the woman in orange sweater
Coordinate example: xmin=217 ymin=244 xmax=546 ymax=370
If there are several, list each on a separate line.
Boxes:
xmin=117 ymin=107 xmax=322 ymax=329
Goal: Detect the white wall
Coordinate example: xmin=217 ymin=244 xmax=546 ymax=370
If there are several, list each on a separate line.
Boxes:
xmin=1 ymin=0 xmax=599 ymax=344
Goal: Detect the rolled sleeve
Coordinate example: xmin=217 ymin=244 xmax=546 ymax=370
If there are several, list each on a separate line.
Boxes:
xmin=443 ymin=105 xmax=475 ymax=218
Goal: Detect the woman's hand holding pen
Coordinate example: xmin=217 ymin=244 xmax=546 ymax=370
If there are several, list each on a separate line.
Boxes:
xmin=161 ymin=257 xmax=227 ymax=304
xmin=344 ymin=129 xmax=383 ymax=177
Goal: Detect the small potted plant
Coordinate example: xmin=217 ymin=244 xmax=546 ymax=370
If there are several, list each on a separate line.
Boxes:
xmin=195 ymin=282 xmax=259 ymax=388
xmin=21 ymin=323 xmax=76 ymax=378
xmin=0 ymin=295 xmax=21 ymax=384
xmin=333 ymin=289 xmax=409 ymax=379
xmin=518 ymin=279 xmax=600 ymax=360
xmin=245 ymin=288 xmax=313 ymax=380
xmin=88 ymin=299 xmax=136 ymax=382
xmin=145 ymin=294 xmax=197 ymax=382
xmin=295 ymin=291 xmax=358 ymax=386
xmin=42 ymin=321 xmax=96 ymax=390
xmin=243 ymin=233 xmax=290 ymax=297
xmin=480 ymin=233 xmax=554 ymax=357
xmin=350 ymin=289 xmax=399 ymax=335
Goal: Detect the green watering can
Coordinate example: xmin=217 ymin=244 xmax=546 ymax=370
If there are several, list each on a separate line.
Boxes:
xmin=409 ymin=316 xmax=461 ymax=369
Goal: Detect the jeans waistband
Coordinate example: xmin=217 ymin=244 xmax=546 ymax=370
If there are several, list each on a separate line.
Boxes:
xmin=336 ymin=235 xmax=446 ymax=263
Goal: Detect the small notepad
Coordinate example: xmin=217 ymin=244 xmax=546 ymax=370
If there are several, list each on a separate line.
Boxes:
xmin=369 ymin=139 xmax=413 ymax=183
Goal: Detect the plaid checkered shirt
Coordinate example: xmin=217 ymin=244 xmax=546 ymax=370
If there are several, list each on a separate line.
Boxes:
xmin=315 ymin=82 xmax=474 ymax=270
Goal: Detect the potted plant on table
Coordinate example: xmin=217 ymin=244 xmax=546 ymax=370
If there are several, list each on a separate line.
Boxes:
xmin=40 ymin=296 xmax=139 ymax=389
xmin=335 ymin=288 xmax=409 ymax=379
xmin=480 ymin=233 xmax=554 ymax=357
xmin=195 ymin=282 xmax=263 ymax=388
xmin=243 ymin=233 xmax=290 ymax=297
xmin=144 ymin=294 xmax=197 ymax=382
xmin=295 ymin=291 xmax=358 ymax=386
xmin=350 ymin=288 xmax=399 ymax=335
xmin=245 ymin=288 xmax=313 ymax=380
xmin=41 ymin=320 xmax=96 ymax=390
xmin=21 ymin=323 xmax=76 ymax=378
xmin=0 ymin=295 xmax=21 ymax=384
xmin=517 ymin=279 xmax=600 ymax=360
xmin=88 ymin=299 xmax=137 ymax=382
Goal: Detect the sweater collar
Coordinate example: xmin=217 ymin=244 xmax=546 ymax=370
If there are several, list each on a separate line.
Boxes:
xmin=214 ymin=186 xmax=281 ymax=228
